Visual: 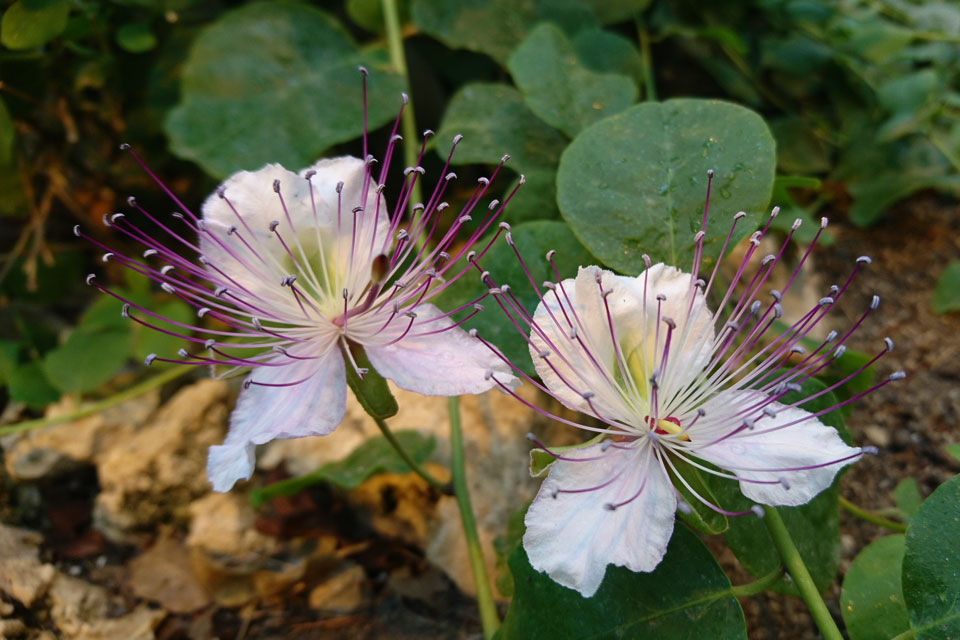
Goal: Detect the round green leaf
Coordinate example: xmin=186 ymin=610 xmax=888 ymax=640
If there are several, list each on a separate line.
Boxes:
xmin=7 ymin=361 xmax=59 ymax=409
xmin=164 ymin=2 xmax=405 ymax=178
xmin=497 ymin=525 xmax=746 ymax=639
xmin=557 ymin=99 xmax=775 ymax=273
xmin=1 ymin=0 xmax=69 ymax=50
xmin=436 ymin=220 xmax=593 ymax=378
xmin=702 ymin=375 xmax=849 ymax=595
xmin=43 ymin=328 xmax=132 ymax=394
xmin=571 ymin=28 xmax=643 ymax=82
xmin=841 ymin=535 xmax=910 ymax=640
xmin=902 ymin=474 xmax=960 ymax=639
xmin=410 ymin=0 xmax=598 ymax=64
xmin=129 ymin=299 xmax=194 ymax=364
xmin=435 ymin=83 xmax=567 ymax=173
xmin=115 ymin=21 xmax=157 ymax=53
xmin=507 ymin=23 xmax=637 ymax=138
xmin=500 ymin=169 xmax=559 ymax=225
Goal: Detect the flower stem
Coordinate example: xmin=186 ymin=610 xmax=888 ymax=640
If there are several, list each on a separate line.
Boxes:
xmin=373 ymin=414 xmax=451 ymax=494
xmin=838 ymin=495 xmax=908 ymax=533
xmin=448 ymin=396 xmax=499 ymax=639
xmin=637 ymin=27 xmax=657 ymax=102
xmin=729 ymin=564 xmax=784 ymax=598
xmin=763 ymin=508 xmax=843 ymax=640
xmin=381 ymin=0 xmax=423 ymax=218
xmin=0 ymin=363 xmax=192 ymax=437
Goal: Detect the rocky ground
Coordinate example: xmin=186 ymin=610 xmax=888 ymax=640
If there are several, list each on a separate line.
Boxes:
xmin=0 ymin=196 xmax=957 ymax=639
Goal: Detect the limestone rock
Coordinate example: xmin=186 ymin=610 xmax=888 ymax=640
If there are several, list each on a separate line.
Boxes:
xmin=307 ymin=564 xmax=366 ymax=613
xmin=1 ymin=390 xmax=159 ymax=482
xmin=47 ymin=574 xmax=110 ymax=637
xmin=70 ymin=605 xmax=164 ymax=640
xmin=94 ymin=380 xmax=229 ymax=541
xmin=186 ymin=492 xmax=279 ymax=563
xmin=0 ymin=524 xmax=56 ymax=607
xmin=0 ymin=617 xmax=26 ymax=637
xmin=127 ymin=537 xmax=211 ymax=613
xmin=186 ymin=492 xmax=334 ymax=607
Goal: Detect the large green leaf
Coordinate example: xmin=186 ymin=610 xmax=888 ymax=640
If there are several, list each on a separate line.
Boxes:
xmin=849 ymin=173 xmax=960 ymax=228
xmin=497 ymin=525 xmax=746 ymax=639
xmin=892 ymin=478 xmax=922 ymax=523
xmin=557 ymin=99 xmax=775 ymax=273
xmin=571 ymin=28 xmax=643 ymax=82
xmin=436 ymin=220 xmax=593 ymax=378
xmin=250 ymin=430 xmax=435 ymax=507
xmin=410 ymin=0 xmax=599 ymax=64
xmin=500 ymin=169 xmax=559 ymax=225
xmin=435 ymin=83 xmax=567 ymax=173
xmin=7 ymin=361 xmax=59 ymax=409
xmin=165 ymin=2 xmax=404 ymax=178
xmin=42 ymin=328 xmax=131 ymax=394
xmin=129 ymin=298 xmax=194 ymax=364
xmin=0 ymin=0 xmax=69 ymax=50
xmin=507 ymin=23 xmax=637 ymax=138
xmin=703 ymin=375 xmax=849 ymax=595
xmin=902 ymin=474 xmax=960 ymax=639
xmin=41 ymin=295 xmax=132 ymax=394
xmin=0 ymin=340 xmax=18 ymax=385
xmin=841 ymin=535 xmax=910 ymax=640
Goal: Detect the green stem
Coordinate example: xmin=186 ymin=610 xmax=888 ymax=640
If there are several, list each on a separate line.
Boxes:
xmin=638 ymin=27 xmax=657 ymax=102
xmin=838 ymin=495 xmax=908 ymax=533
xmin=729 ymin=564 xmax=784 ymax=598
xmin=373 ymin=414 xmax=451 ymax=493
xmin=448 ymin=396 xmax=499 ymax=639
xmin=890 ymin=629 xmax=917 ymax=640
xmin=763 ymin=508 xmax=843 ymax=640
xmin=381 ymin=0 xmax=423 ymax=221
xmin=0 ymin=364 xmax=192 ymax=437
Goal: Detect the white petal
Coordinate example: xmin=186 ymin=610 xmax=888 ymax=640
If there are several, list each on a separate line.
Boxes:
xmin=615 ymin=263 xmax=716 ymax=402
xmin=522 ymin=442 xmax=677 ymax=597
xmin=199 ymin=163 xmax=311 ymax=307
xmin=692 ymin=394 xmax=860 ymax=506
xmin=528 ymin=266 xmax=640 ymax=420
xmin=528 ymin=264 xmax=714 ymax=425
xmin=364 ymin=303 xmax=517 ymax=396
xmin=206 ymin=342 xmax=346 ymax=492
xmin=198 ymin=158 xmax=387 ymax=316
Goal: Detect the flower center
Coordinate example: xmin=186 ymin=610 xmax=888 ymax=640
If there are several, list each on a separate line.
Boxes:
xmin=645 ymin=415 xmax=689 ymax=440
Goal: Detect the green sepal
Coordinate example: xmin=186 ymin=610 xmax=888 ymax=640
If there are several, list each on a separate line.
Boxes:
xmin=343 ymin=342 xmax=398 ymax=420
xmin=668 ymin=457 xmax=729 ymax=535
xmin=528 ymin=433 xmax=604 ymax=478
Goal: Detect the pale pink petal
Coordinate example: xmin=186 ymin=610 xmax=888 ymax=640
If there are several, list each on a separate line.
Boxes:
xmin=197 ymin=157 xmax=385 ymax=312
xmin=523 ymin=443 xmax=677 ymax=597
xmin=692 ymin=393 xmax=861 ymax=506
xmin=364 ymin=303 xmax=517 ymax=396
xmin=529 ymin=264 xmax=713 ymax=424
xmin=206 ymin=342 xmax=346 ymax=492
xmin=614 ymin=263 xmax=716 ymax=397
xmin=529 ymin=266 xmax=641 ymax=420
